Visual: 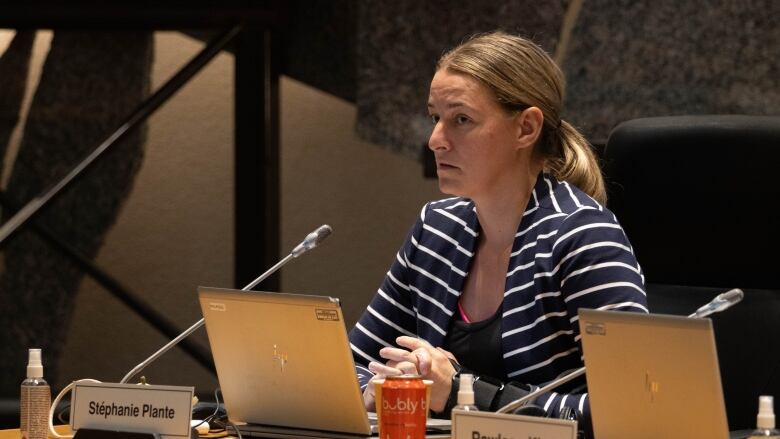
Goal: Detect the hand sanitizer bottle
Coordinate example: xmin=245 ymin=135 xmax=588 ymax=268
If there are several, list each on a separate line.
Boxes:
xmin=750 ymin=395 xmax=780 ymax=438
xmin=453 ymin=374 xmax=478 ymax=412
xmin=20 ymin=349 xmax=51 ymax=439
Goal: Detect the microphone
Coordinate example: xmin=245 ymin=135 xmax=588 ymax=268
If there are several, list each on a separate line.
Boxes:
xmin=292 ymin=225 xmax=332 ymax=257
xmin=688 ymin=288 xmax=744 ymax=318
xmin=119 ymin=224 xmax=333 ymax=384
xmin=496 ymin=287 xmax=745 ymax=414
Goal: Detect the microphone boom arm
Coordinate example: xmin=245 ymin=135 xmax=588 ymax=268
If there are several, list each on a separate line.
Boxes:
xmin=119 ymin=225 xmax=331 ymax=384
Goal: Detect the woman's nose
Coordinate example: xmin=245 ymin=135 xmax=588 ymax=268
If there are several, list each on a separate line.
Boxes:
xmin=428 ymin=122 xmax=450 ymax=152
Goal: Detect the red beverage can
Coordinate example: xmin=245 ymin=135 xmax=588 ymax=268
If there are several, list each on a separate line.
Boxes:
xmin=379 ymin=374 xmax=427 ymax=439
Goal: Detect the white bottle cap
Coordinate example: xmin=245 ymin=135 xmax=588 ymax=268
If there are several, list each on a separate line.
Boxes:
xmin=27 ymin=348 xmax=43 ymax=379
xmin=457 ymin=373 xmax=475 ymax=406
xmin=757 ymin=395 xmax=775 ymax=429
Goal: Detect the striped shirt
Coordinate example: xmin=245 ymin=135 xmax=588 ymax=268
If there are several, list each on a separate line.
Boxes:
xmin=348 ymin=173 xmax=647 ymax=427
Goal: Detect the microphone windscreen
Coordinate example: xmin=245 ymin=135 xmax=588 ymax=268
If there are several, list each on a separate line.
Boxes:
xmin=313 ymin=225 xmax=333 ymax=244
xmin=719 ymin=288 xmax=744 ymax=303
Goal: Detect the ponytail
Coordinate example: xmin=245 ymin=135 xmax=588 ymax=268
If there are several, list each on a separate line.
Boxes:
xmin=544 ymin=119 xmax=607 ymax=205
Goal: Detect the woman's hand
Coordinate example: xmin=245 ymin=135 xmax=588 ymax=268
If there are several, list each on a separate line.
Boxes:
xmin=363 ymin=352 xmax=424 ymax=411
xmin=361 ymin=372 xmax=385 ymax=412
xmin=372 ymin=336 xmax=457 ymax=413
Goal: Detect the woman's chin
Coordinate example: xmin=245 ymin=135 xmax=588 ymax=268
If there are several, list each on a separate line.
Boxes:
xmin=437 ymin=179 xmax=468 ymax=198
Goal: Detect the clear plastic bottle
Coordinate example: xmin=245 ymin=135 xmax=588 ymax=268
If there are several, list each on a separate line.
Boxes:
xmin=20 ymin=348 xmax=51 ymax=439
xmin=453 ymin=374 xmax=479 ymax=412
xmin=749 ymin=395 xmax=780 ymax=438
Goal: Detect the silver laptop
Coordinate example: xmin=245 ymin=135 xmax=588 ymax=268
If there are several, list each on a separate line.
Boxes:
xmin=579 ymin=309 xmax=730 ymax=439
xmin=198 ymin=287 xmax=449 ymax=438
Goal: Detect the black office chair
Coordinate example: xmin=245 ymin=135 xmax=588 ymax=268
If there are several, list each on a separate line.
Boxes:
xmin=603 ymin=115 xmax=780 ymax=430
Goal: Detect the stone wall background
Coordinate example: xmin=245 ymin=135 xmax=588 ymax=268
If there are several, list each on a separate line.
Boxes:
xmin=563 ymin=0 xmax=779 ymax=142
xmin=354 ymin=0 xmax=570 ymax=157
xmin=349 ymin=0 xmax=778 ymax=151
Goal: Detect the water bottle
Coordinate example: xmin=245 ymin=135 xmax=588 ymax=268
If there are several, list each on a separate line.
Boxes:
xmin=20 ymin=348 xmax=51 ymax=439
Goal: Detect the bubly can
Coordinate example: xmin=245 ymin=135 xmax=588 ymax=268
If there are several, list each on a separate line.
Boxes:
xmin=379 ymin=374 xmax=427 ymax=439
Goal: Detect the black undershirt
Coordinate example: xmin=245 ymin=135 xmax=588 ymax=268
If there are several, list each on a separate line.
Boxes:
xmin=442 ymin=306 xmax=506 ymax=381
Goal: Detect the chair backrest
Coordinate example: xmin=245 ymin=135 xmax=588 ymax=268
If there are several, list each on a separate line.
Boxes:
xmin=604 ymin=115 xmax=780 ymax=289
xmin=603 ymin=115 xmax=780 ymax=430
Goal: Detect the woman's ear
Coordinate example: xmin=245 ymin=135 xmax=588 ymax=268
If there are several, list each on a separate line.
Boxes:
xmin=514 ymin=107 xmax=545 ymax=150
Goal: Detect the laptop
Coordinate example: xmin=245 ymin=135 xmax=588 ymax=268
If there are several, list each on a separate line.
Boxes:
xmin=579 ymin=309 xmax=730 ymax=439
xmin=198 ymin=287 xmax=450 ymax=438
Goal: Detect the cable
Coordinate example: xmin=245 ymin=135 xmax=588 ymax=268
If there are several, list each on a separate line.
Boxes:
xmin=49 ymin=379 xmax=102 ymax=439
xmin=56 ymin=402 xmax=71 ymax=425
xmin=226 ymin=420 xmax=243 ymax=439
xmin=192 ymin=388 xmax=223 ymax=430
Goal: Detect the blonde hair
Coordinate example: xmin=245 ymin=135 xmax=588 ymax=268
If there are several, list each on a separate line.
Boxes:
xmin=437 ymin=31 xmax=606 ymax=204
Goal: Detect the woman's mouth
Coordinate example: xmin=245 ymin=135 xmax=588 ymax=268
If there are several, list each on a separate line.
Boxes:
xmin=437 ymin=162 xmax=458 ymax=170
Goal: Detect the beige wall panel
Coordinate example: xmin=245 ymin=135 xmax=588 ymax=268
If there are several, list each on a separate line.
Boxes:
xmin=58 ymin=32 xmax=233 ymax=391
xmin=279 ymin=77 xmax=441 ymax=329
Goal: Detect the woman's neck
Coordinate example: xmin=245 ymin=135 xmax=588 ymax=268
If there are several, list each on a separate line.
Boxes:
xmin=473 ymin=164 xmax=541 ymax=252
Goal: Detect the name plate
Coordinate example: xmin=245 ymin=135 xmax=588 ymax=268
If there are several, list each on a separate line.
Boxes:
xmin=452 ymin=409 xmax=577 ymax=439
xmin=71 ymin=382 xmax=194 ymax=439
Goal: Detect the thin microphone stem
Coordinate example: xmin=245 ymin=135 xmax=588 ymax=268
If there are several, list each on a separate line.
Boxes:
xmin=243 ymin=254 xmax=293 ymax=291
xmin=121 ymin=318 xmax=208 ymax=384
xmin=120 ymin=253 xmax=295 ymax=384
xmin=120 ymin=225 xmax=330 ymax=384
xmin=496 ymin=367 xmax=585 ymax=414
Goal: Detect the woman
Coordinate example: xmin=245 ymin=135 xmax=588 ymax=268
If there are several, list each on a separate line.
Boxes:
xmin=348 ymin=31 xmax=647 ymax=435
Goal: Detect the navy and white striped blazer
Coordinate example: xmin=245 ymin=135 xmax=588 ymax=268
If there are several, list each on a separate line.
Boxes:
xmin=349 ymin=173 xmax=647 ymax=420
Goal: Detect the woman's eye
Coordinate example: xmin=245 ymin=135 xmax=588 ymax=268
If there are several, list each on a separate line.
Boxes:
xmin=456 ymin=115 xmax=470 ymax=125
xmin=430 ymin=115 xmax=440 ymax=124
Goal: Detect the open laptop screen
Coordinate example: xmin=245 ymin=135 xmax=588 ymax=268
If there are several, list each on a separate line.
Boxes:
xmin=198 ymin=287 xmax=372 ymax=435
xmin=579 ymin=309 xmax=729 ymax=439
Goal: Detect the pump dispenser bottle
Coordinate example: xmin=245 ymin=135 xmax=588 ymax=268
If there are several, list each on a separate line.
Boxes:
xmin=20 ymin=349 xmax=51 ymax=439
xmin=453 ymin=374 xmax=479 ymax=412
xmin=750 ymin=395 xmax=780 ymax=438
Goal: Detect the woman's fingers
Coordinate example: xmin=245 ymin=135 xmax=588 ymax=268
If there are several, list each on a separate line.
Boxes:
xmin=373 ymin=337 xmax=453 ymax=383
xmin=380 ymin=342 xmax=432 ymax=374
xmin=362 ymin=373 xmax=386 ymax=411
xmin=413 ymin=348 xmax=433 ymax=375
xmin=368 ymin=361 xmax=403 ymax=376
xmin=379 ymin=346 xmax=416 ymax=363
xmin=393 ymin=337 xmax=438 ymax=375
xmin=394 ymin=361 xmax=419 ymax=375
xmin=396 ymin=336 xmax=431 ymax=351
